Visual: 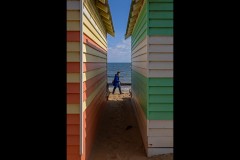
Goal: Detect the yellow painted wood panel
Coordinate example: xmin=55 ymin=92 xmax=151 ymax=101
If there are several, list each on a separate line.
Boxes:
xmin=83 ymin=24 xmax=107 ymax=50
xmin=67 ymin=73 xmax=80 ymax=83
xmin=83 ymin=1 xmax=106 ymax=37
xmin=67 ymin=104 xmax=80 ymax=114
xmin=67 ymin=21 xmax=80 ymax=31
xmin=67 ymin=52 xmax=80 ymax=62
xmin=83 ymin=44 xmax=107 ymax=59
xmin=67 ymin=10 xmax=80 ymax=20
xmin=83 ymin=67 xmax=106 ymax=81
xmin=67 ymin=42 xmax=80 ymax=52
xmin=83 ymin=7 xmax=107 ymax=43
xmin=83 ymin=53 xmax=106 ymax=63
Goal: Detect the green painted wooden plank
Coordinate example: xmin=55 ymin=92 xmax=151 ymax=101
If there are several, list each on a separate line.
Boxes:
xmin=149 ymin=19 xmax=173 ymax=27
xmin=149 ymin=111 xmax=173 ymax=120
xmin=132 ymin=24 xmax=147 ymax=49
xmin=149 ymin=11 xmax=173 ymax=19
xmin=149 ymin=103 xmax=173 ymax=111
xmin=149 ymin=95 xmax=173 ymax=103
xmin=149 ymin=28 xmax=173 ymax=35
xmin=149 ymin=78 xmax=173 ymax=86
xmin=149 ymin=3 xmax=173 ymax=11
xmin=149 ymin=0 xmax=173 ymax=2
xmin=149 ymin=86 xmax=173 ymax=94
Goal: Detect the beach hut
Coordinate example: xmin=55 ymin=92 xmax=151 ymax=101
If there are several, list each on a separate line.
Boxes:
xmin=67 ymin=0 xmax=114 ymax=159
xmin=125 ymin=0 xmax=173 ymax=157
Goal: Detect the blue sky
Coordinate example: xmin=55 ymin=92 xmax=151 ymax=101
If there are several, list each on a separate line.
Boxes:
xmin=107 ymin=0 xmax=132 ymax=63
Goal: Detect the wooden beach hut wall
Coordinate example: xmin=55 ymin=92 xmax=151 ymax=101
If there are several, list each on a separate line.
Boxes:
xmin=67 ymin=0 xmax=114 ymax=160
xmin=125 ymin=0 xmax=173 ymax=157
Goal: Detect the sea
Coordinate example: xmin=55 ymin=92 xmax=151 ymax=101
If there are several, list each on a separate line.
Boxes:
xmin=107 ymin=63 xmax=131 ymax=92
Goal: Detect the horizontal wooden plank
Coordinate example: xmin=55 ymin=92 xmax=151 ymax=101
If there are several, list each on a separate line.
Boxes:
xmin=148 ymin=136 xmax=173 ymax=147
xmin=83 ymin=67 xmax=106 ymax=81
xmin=67 ymin=135 xmax=79 ymax=146
xmin=149 ymin=111 xmax=173 ymax=120
xmin=83 ymin=71 xmax=106 ymax=91
xmin=149 ymin=44 xmax=173 ymax=52
xmin=67 ymin=114 xmax=80 ymax=124
xmin=148 ymin=36 xmax=173 ymax=45
xmin=132 ymin=37 xmax=147 ymax=54
xmin=67 ymin=104 xmax=80 ymax=114
xmin=67 ymin=145 xmax=80 ymax=155
xmin=132 ymin=45 xmax=147 ymax=59
xmin=67 ymin=124 xmax=79 ymax=136
xmin=67 ymin=20 xmax=80 ymax=31
xmin=149 ymin=103 xmax=173 ymax=112
xmin=149 ymin=19 xmax=173 ymax=27
xmin=148 ymin=128 xmax=173 ymax=137
xmin=67 ymin=42 xmax=80 ymax=52
xmin=149 ymin=69 xmax=173 ymax=77
xmin=67 ymin=73 xmax=80 ymax=83
xmin=83 ymin=15 xmax=107 ymax=46
xmin=149 ymin=120 xmax=173 ymax=128
xmin=67 ymin=62 xmax=80 ymax=73
xmin=67 ymin=10 xmax=80 ymax=20
xmin=83 ymin=53 xmax=106 ymax=62
xmin=149 ymin=53 xmax=173 ymax=61
xmin=67 ymin=93 xmax=80 ymax=104
xmin=67 ymin=83 xmax=80 ymax=93
xmin=67 ymin=1 xmax=80 ymax=10
xmin=149 ymin=28 xmax=173 ymax=36
xmin=149 ymin=3 xmax=173 ymax=11
xmin=83 ymin=80 xmax=106 ymax=111
xmin=149 ymin=86 xmax=173 ymax=94
xmin=83 ymin=62 xmax=106 ymax=72
xmin=83 ymin=75 xmax=105 ymax=101
xmin=132 ymin=65 xmax=148 ymax=77
xmin=83 ymin=24 xmax=107 ymax=50
xmin=83 ymin=44 xmax=107 ymax=59
xmin=132 ymin=61 xmax=148 ymax=69
xmin=149 ymin=95 xmax=173 ymax=103
xmin=67 ymin=31 xmax=80 ymax=42
xmin=132 ymin=53 xmax=148 ymax=62
xmin=67 ymin=52 xmax=80 ymax=62
xmin=84 ymin=33 xmax=107 ymax=54
xmin=149 ymin=62 xmax=173 ymax=69
xmin=149 ymin=11 xmax=173 ymax=19
xmin=148 ymin=148 xmax=173 ymax=157
xmin=83 ymin=7 xmax=107 ymax=43
xmin=149 ymin=78 xmax=173 ymax=86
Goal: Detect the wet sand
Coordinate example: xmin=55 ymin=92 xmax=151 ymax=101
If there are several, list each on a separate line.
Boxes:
xmin=89 ymin=93 xmax=173 ymax=160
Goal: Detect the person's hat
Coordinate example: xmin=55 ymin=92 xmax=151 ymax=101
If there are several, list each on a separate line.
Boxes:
xmin=117 ymin=71 xmax=120 ymax=74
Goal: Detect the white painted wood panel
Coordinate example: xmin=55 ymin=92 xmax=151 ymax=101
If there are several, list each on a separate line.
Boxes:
xmin=148 ymin=36 xmax=173 ymax=45
xmin=149 ymin=53 xmax=173 ymax=61
xmin=148 ymin=137 xmax=173 ymax=147
xmin=149 ymin=62 xmax=173 ymax=69
xmin=149 ymin=69 xmax=173 ymax=77
xmin=149 ymin=44 xmax=173 ymax=53
xmin=149 ymin=120 xmax=173 ymax=129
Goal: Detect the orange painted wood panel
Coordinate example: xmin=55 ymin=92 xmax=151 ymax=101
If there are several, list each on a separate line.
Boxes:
xmin=83 ymin=33 xmax=107 ymax=54
xmin=83 ymin=71 xmax=106 ymax=92
xmin=67 ymin=62 xmax=80 ymax=73
xmin=67 ymin=145 xmax=79 ymax=155
xmin=67 ymin=31 xmax=80 ymax=42
xmin=83 ymin=75 xmax=105 ymax=101
xmin=83 ymin=62 xmax=106 ymax=72
xmin=67 ymin=135 xmax=79 ymax=146
xmin=67 ymin=124 xmax=80 ymax=136
xmin=67 ymin=83 xmax=80 ymax=93
xmin=67 ymin=114 xmax=80 ymax=124
xmin=67 ymin=93 xmax=80 ymax=104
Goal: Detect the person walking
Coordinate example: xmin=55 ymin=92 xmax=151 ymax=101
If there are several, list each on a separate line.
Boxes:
xmin=112 ymin=71 xmax=123 ymax=94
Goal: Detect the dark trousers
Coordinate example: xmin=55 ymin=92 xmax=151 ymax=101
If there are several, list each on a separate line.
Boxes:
xmin=112 ymin=85 xmax=122 ymax=94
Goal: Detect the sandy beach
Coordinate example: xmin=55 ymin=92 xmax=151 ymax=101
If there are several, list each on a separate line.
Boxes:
xmin=89 ymin=93 xmax=173 ymax=160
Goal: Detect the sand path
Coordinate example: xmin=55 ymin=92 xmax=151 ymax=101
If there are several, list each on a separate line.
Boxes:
xmin=89 ymin=93 xmax=173 ymax=160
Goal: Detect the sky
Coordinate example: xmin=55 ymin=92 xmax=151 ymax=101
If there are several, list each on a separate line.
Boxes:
xmin=107 ymin=0 xmax=132 ymax=63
